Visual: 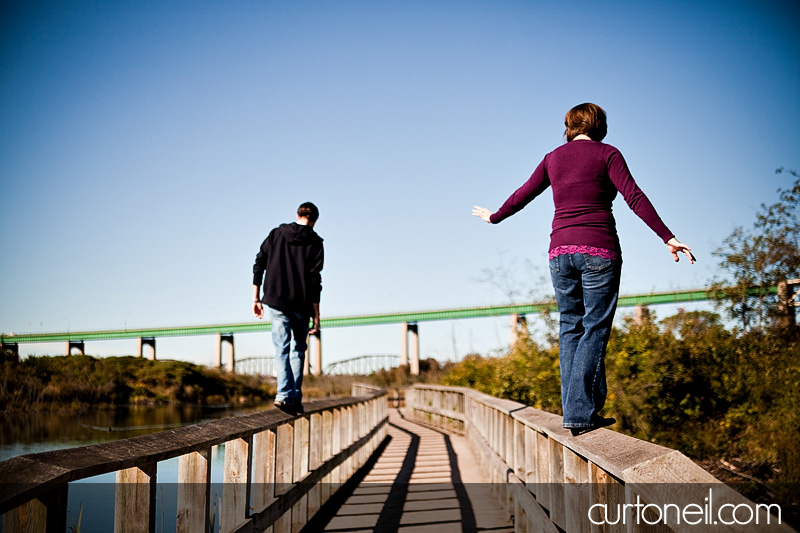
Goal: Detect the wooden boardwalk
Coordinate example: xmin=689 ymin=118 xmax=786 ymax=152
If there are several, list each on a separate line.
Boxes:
xmin=315 ymin=408 xmax=513 ymax=533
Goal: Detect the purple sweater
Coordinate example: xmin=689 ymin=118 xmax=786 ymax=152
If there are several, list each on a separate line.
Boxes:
xmin=489 ymin=140 xmax=674 ymax=253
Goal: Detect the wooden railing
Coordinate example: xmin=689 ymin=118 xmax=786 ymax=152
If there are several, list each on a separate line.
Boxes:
xmin=407 ymin=384 xmax=794 ymax=533
xmin=1 ymin=388 xmax=387 ymax=533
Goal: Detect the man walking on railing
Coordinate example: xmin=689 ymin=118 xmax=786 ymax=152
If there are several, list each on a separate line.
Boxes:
xmin=252 ymin=202 xmax=324 ymax=415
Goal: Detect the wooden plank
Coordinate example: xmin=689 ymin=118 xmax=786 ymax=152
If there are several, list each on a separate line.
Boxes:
xmin=2 ymin=484 xmax=67 ymax=533
xmin=3 ymin=497 xmax=46 ymax=533
xmin=275 ymin=423 xmax=294 ymax=496
xmin=535 ymin=431 xmax=551 ymax=511
xmin=309 ymin=413 xmax=322 ymax=471
xmin=290 ymin=494 xmax=307 ymax=533
xmin=589 ymin=462 xmax=626 ymax=533
xmin=0 ymin=457 xmax=71 ymax=514
xmin=524 ymin=425 xmax=538 ymax=487
xmin=509 ymin=477 xmax=559 ymax=533
xmin=114 ymin=462 xmax=156 ymax=533
xmin=548 ymin=436 xmax=566 ymax=530
xmin=331 ymin=407 xmax=342 ymax=487
xmin=221 ymin=436 xmax=251 ymax=533
xmin=624 ymin=451 xmax=795 ymax=533
xmin=177 ymin=449 xmax=210 ymax=533
xmin=514 ymin=419 xmax=525 ymax=480
xmin=252 ymin=428 xmax=277 ymax=512
xmin=504 ymin=413 xmax=513 ymax=469
xmin=293 ymin=417 xmax=310 ymax=483
xmin=563 ymin=446 xmax=591 ymax=533
xmin=320 ymin=410 xmax=333 ymax=505
xmin=624 ymin=485 xmax=671 ymax=533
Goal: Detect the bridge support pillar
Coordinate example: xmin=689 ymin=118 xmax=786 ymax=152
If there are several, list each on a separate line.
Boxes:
xmin=307 ymin=330 xmax=321 ymax=376
xmin=510 ymin=314 xmax=527 ymax=347
xmin=66 ymin=340 xmax=84 ymax=356
xmin=633 ymin=304 xmax=651 ymax=325
xmin=216 ymin=334 xmax=235 ymax=372
xmin=1 ymin=342 xmax=19 ymax=362
xmin=778 ymin=279 xmax=799 ymax=331
xmin=402 ymin=323 xmax=419 ymax=375
xmin=138 ymin=337 xmax=156 ymax=360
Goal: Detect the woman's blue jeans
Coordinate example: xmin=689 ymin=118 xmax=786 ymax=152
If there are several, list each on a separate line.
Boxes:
xmin=269 ymin=307 xmax=309 ymax=405
xmin=549 ymin=253 xmax=621 ymax=428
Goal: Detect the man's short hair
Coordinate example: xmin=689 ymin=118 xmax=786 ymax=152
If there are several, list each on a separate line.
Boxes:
xmin=564 ymin=103 xmax=608 ymax=142
xmin=297 ymin=202 xmax=319 ymax=222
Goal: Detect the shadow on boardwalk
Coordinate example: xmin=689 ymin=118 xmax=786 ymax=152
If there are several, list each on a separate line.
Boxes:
xmin=303 ymin=409 xmax=513 ymax=533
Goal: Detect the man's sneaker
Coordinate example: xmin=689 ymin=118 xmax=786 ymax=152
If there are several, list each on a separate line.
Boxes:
xmin=274 ymin=400 xmax=295 ymax=415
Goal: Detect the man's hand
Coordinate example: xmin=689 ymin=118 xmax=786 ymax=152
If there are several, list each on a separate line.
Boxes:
xmin=309 ymin=304 xmax=321 ymax=335
xmin=253 ymin=284 xmax=264 ymax=318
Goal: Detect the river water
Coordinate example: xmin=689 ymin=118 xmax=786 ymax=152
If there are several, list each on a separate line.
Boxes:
xmin=0 ymin=403 xmax=273 ymax=532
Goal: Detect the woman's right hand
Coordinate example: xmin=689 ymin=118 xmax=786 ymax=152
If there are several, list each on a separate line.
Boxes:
xmin=473 ymin=205 xmax=493 ymax=223
xmin=667 ymin=238 xmax=696 ymax=264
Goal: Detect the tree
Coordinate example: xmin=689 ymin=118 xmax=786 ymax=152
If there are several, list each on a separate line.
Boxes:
xmin=712 ymin=169 xmax=800 ymax=331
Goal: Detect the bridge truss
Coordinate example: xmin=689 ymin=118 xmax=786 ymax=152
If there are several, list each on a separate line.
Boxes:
xmin=234 ymin=354 xmax=400 ymax=377
xmin=324 ymin=354 xmax=399 ymax=375
xmin=235 ymin=356 xmax=276 ymax=377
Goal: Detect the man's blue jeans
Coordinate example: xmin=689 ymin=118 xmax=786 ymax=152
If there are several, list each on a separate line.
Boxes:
xmin=549 ymin=253 xmax=621 ymax=428
xmin=269 ymin=308 xmax=309 ymax=405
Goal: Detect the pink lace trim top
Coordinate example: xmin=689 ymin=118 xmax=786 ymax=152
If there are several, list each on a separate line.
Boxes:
xmin=549 ymin=245 xmax=619 ymax=261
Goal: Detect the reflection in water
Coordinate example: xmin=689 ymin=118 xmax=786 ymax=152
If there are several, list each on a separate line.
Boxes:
xmin=0 ymin=402 xmax=272 ymax=461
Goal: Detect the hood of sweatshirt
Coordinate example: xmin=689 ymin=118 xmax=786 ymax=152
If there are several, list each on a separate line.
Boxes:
xmin=278 ymin=222 xmax=323 ymax=245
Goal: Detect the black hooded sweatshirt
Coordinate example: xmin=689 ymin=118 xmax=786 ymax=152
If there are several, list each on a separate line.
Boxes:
xmin=253 ymin=222 xmax=324 ymax=317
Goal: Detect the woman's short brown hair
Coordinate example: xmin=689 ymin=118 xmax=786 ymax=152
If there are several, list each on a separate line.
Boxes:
xmin=564 ymin=103 xmax=607 ymax=142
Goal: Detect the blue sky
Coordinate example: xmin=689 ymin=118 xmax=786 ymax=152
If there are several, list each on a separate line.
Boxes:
xmin=2 ymin=0 xmax=799 ymax=367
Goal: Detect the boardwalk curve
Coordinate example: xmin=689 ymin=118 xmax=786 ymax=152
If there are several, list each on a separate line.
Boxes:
xmin=315 ymin=408 xmax=513 ymax=532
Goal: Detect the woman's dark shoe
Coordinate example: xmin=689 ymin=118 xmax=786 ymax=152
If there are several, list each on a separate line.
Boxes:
xmin=569 ymin=416 xmax=616 ymax=436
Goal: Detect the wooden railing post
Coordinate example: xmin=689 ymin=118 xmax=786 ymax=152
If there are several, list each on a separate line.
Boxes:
xmin=177 ymin=449 xmax=211 ymax=533
xmin=115 ymin=463 xmax=156 ymax=533
xmin=308 ymin=412 xmax=323 ymax=518
xmin=274 ymin=422 xmax=294 ymax=533
xmin=321 ymin=409 xmax=334 ymax=503
xmin=221 ymin=436 xmax=252 ymax=532
xmin=563 ymin=447 xmax=591 ymax=532
xmin=2 ymin=485 xmax=67 ymax=533
xmin=252 ymin=428 xmax=277 ymax=513
xmin=291 ymin=416 xmax=310 ymax=532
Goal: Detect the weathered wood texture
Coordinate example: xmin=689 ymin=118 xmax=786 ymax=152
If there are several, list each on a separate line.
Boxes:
xmin=176 ymin=449 xmax=211 ymax=533
xmin=407 ymin=384 xmax=795 ymax=533
xmin=1 ymin=389 xmax=388 ymax=533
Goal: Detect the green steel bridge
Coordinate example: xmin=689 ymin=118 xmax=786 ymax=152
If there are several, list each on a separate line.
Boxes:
xmin=0 ymin=287 xmax=724 ymax=345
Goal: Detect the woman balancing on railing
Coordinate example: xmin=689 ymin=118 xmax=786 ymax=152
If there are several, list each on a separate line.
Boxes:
xmin=473 ymin=103 xmax=695 ymax=436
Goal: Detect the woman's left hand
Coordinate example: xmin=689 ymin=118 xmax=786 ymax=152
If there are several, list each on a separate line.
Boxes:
xmin=473 ymin=205 xmax=493 ymax=223
xmin=666 ymin=238 xmax=696 ymax=264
